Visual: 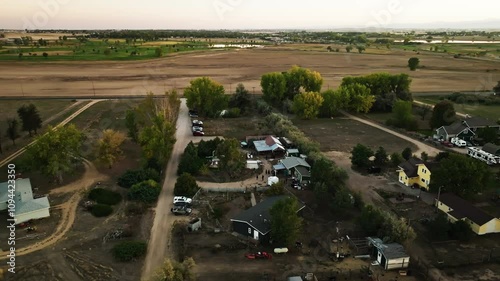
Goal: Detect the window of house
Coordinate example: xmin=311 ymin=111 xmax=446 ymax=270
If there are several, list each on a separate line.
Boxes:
xmin=248 ymin=227 xmax=251 ymax=234
xmin=421 ymin=178 xmax=425 ymax=183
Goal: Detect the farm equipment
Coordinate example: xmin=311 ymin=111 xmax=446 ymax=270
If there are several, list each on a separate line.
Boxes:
xmin=245 ymin=251 xmax=272 ymax=260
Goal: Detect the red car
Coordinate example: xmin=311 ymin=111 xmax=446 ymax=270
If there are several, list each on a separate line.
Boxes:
xmin=193 ymin=130 xmax=205 ymax=136
xmin=442 ymin=141 xmax=453 ymax=147
xmin=245 ymin=251 xmax=272 ymax=260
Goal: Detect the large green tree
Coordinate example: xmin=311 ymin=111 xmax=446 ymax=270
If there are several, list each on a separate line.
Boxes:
xmin=174 ymin=173 xmax=200 ymax=197
xmin=261 ymin=72 xmax=286 ymax=105
xmin=178 ymin=142 xmax=203 ymax=175
xmin=408 ymin=57 xmax=420 ymax=71
xmin=351 ymin=144 xmax=374 ymax=168
xmin=292 ymin=91 xmax=324 ymax=119
xmin=269 ymin=197 xmax=303 ymax=246
xmin=17 ymin=104 xmax=42 ymax=136
xmin=139 ymin=114 xmax=176 ymax=166
xmin=215 ymin=138 xmax=246 ymax=179
xmin=337 ymin=83 xmax=375 ymax=113
xmin=5 ymin=118 xmax=20 ymax=146
xmin=128 ymin=179 xmax=161 ymax=204
xmin=429 ymin=100 xmax=456 ymax=128
xmin=374 ymin=146 xmax=388 ymax=166
xmin=390 ymin=100 xmax=417 ymax=130
xmin=184 ymin=77 xmax=228 ymax=117
xmin=229 ymin=83 xmax=252 ymax=113
xmin=430 ymin=153 xmax=492 ymax=198
xmin=319 ymin=89 xmax=344 ymax=117
xmin=283 ymin=66 xmax=324 ymax=99
xmin=95 ymin=129 xmax=126 ymax=168
xmin=25 ymin=124 xmax=83 ymax=183
xmin=150 ymin=258 xmax=196 ymax=281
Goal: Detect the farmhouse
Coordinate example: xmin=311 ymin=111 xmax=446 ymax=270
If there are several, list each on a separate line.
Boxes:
xmin=0 ymin=178 xmax=50 ymax=224
xmin=273 ymin=157 xmax=311 ymax=183
xmin=434 ymin=116 xmax=499 ymax=142
xmin=252 ymin=136 xmax=285 ymax=156
xmin=397 ymin=157 xmax=431 ymax=190
xmin=436 ymin=193 xmax=500 ymax=235
xmin=230 ymin=196 xmax=305 ymax=243
xmin=368 ymin=237 xmax=410 ymax=270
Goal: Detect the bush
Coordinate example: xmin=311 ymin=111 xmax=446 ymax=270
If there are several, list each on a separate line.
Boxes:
xmin=223 ymin=107 xmax=241 ymax=118
xmin=265 ymin=182 xmax=285 ymax=196
xmin=256 ymin=99 xmax=272 ymax=115
xmin=118 ymin=168 xmax=160 ymax=188
xmin=128 ymin=179 xmax=161 ymax=204
xmin=88 ymin=188 xmax=122 ymax=205
xmin=174 ymin=173 xmax=200 ymax=197
xmin=90 ymin=204 xmax=113 ymax=217
xmin=111 ymin=241 xmax=147 ymax=262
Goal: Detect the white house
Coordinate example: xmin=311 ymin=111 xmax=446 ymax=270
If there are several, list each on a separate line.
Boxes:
xmin=0 ymin=178 xmax=50 ymax=224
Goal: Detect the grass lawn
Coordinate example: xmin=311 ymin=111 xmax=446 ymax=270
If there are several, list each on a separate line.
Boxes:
xmin=0 ymin=99 xmax=75 ymax=123
xmin=414 ymin=95 xmax=500 ymax=121
xmin=293 ymin=117 xmax=417 ymax=154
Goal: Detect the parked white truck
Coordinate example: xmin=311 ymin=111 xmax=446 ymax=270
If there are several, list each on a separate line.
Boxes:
xmin=451 ymin=137 xmax=467 ymax=147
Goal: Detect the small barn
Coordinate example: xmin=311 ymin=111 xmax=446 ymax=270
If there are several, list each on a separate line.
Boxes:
xmin=368 ymin=237 xmax=410 ymax=270
xmin=231 ymin=196 xmax=305 ymax=243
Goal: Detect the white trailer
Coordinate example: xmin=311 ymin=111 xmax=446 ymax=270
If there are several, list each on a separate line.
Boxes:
xmin=467 ymin=147 xmax=500 ymax=165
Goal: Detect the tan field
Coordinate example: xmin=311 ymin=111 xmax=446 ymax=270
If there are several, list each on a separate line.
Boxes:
xmin=0 ymin=47 xmax=499 ymax=97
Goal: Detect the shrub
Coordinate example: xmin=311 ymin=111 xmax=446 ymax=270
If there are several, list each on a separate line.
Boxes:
xmin=88 ymin=188 xmax=122 ymax=205
xmin=118 ymin=168 xmax=160 ymax=188
xmin=90 ymin=204 xmax=113 ymax=217
xmin=223 ymin=107 xmax=241 ymax=118
xmin=111 ymin=241 xmax=147 ymax=262
xmin=265 ymin=182 xmax=285 ymax=196
xmin=174 ymin=173 xmax=200 ymax=197
xmin=128 ymin=179 xmax=161 ymax=204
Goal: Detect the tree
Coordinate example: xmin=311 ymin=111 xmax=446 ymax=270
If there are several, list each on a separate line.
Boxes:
xmin=493 ymin=81 xmax=500 ymax=94
xmin=430 ymin=153 xmax=492 ymax=198
xmin=389 ymin=100 xmax=417 ymax=130
xmin=358 ymin=205 xmax=385 ymax=236
xmin=261 ymin=72 xmax=286 ymax=105
xmin=25 ymin=124 xmax=83 ymax=183
xmin=178 ymin=142 xmax=203 ymax=175
xmin=319 ymin=89 xmax=343 ymax=117
xmin=477 ymin=126 xmax=498 ymax=144
xmin=401 ymin=147 xmax=412 ymax=160
xmin=345 ymin=45 xmax=353 ymax=53
xmin=5 ymin=118 xmax=20 ymax=146
xmin=374 ymin=146 xmax=388 ymax=166
xmin=337 ymin=83 xmax=375 ymax=113
xmin=427 ymin=213 xmax=451 ymax=241
xmin=155 ymin=47 xmax=163 ymax=57
xmin=215 ymin=138 xmax=246 ymax=179
xmin=184 ymin=77 xmax=228 ymax=117
xmin=150 ymin=258 xmax=196 ymax=281
xmin=292 ymin=91 xmax=324 ymax=119
xmin=269 ymin=197 xmax=303 ymax=246
xmin=390 ymin=152 xmax=403 ymax=167
xmin=174 ymin=173 xmax=200 ymax=197
xmin=95 ymin=129 xmax=126 ymax=168
xmin=429 ymin=100 xmax=456 ymax=129
xmin=416 ymin=104 xmax=432 ymax=121
xmin=112 ymin=241 xmax=147 ymax=262
xmin=421 ymin=151 xmax=429 ymax=162
xmin=356 ymin=45 xmax=366 ymax=53
xmin=408 ymin=57 xmax=420 ymax=71
xmin=282 ymin=66 xmax=323 ymax=99
xmin=117 ymin=168 xmax=160 ymax=188
xmin=128 ymin=179 xmax=161 ymax=203
xmin=450 ymin=220 xmax=473 ymax=242
xmin=42 ymin=52 xmax=48 ymax=58
xmin=351 ymin=144 xmax=374 ymax=168
xmin=229 ymin=83 xmax=251 ymax=113
xmin=310 ymin=157 xmax=348 ymax=209
xmin=17 ymin=104 xmax=42 ymax=136
xmin=265 ymin=182 xmax=285 ymax=196
xmin=139 ymin=114 xmax=176 ymax=166
xmin=125 ymin=110 xmax=139 ymax=142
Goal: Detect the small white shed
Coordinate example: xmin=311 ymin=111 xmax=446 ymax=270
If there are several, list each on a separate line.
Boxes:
xmin=267 ymin=176 xmax=279 ymax=186
xmin=246 ymin=160 xmax=262 ymax=169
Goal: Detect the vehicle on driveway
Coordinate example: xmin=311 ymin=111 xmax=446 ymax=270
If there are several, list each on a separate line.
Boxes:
xmin=192 ymin=120 xmax=203 ymax=127
xmin=193 ymin=130 xmax=205 ymax=136
xmin=189 ymin=110 xmax=198 ymax=118
xmin=451 ymin=137 xmax=467 ymax=147
xmin=245 ymin=251 xmax=272 ymax=260
xmin=441 ymin=141 xmax=453 ymax=147
xmin=171 ymin=206 xmax=192 ymax=216
xmin=173 ymin=196 xmax=192 ymax=204
xmin=192 ymin=126 xmax=203 ymax=132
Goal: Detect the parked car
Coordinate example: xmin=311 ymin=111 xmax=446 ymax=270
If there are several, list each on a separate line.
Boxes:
xmin=174 ymin=201 xmax=191 ymax=207
xmin=171 ymin=206 xmax=192 ymax=216
xmin=192 ymin=126 xmax=203 ymax=132
xmin=192 ymin=120 xmax=203 ymax=127
xmin=188 ymin=110 xmax=198 ymax=118
xmin=245 ymin=252 xmax=272 ymax=260
xmin=173 ymin=196 xmax=192 ymax=204
xmin=442 ymin=141 xmax=453 ymax=147
xmin=193 ymin=130 xmax=205 ymax=136
xmin=451 ymin=137 xmax=467 ymax=147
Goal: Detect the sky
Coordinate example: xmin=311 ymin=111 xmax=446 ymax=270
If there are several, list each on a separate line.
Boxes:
xmin=1 ymin=0 xmax=500 ymax=30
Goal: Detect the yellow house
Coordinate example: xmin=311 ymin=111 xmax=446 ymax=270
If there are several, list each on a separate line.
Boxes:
xmin=397 ymin=157 xmax=431 ymax=190
xmin=436 ymin=193 xmax=500 ymax=235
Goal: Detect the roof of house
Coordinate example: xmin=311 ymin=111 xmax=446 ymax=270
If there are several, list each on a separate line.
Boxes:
xmin=295 ymin=166 xmax=311 ymax=178
xmin=0 ymin=178 xmax=50 ymax=216
xmin=287 ymin=148 xmax=300 ymax=154
xmin=287 ymin=277 xmax=303 ymax=281
xmin=253 ymin=137 xmax=285 ymax=153
xmin=398 ymin=157 xmax=426 ymax=178
xmin=482 ymin=143 xmax=500 ymax=155
xmin=463 ymin=117 xmax=498 ymax=128
xmin=16 ymin=197 xmax=50 ymax=215
xmin=378 ymin=243 xmax=409 ymax=260
xmin=442 ymin=122 xmax=469 ymax=135
xmin=438 ymin=193 xmax=495 ymax=226
xmin=231 ymin=196 xmax=305 ymax=235
xmin=280 ymin=157 xmax=311 ymax=170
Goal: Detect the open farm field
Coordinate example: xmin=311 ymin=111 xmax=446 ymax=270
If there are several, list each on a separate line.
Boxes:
xmin=1 ymin=47 xmax=500 ymax=97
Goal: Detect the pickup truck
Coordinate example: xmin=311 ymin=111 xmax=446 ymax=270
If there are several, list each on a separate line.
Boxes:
xmin=451 ymin=137 xmax=467 ymax=147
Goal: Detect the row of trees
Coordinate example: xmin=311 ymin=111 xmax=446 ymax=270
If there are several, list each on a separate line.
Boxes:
xmin=1 ymin=104 xmax=43 ymax=152
xmin=351 ymin=144 xmax=414 ymax=169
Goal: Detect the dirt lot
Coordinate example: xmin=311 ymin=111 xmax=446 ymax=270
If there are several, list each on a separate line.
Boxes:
xmin=1 ymin=48 xmax=499 ymax=97
xmin=293 ymin=117 xmax=418 ymax=154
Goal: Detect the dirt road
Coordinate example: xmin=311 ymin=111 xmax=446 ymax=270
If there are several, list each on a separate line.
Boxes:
xmin=0 ymin=160 xmax=107 ymax=259
xmin=141 ymin=99 xmax=192 ymax=280
xmin=340 ymin=111 xmax=443 ymax=157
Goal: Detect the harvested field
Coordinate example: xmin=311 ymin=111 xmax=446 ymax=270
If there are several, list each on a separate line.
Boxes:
xmin=1 ymin=48 xmax=499 ymax=97
xmin=293 ymin=117 xmax=418 ymax=154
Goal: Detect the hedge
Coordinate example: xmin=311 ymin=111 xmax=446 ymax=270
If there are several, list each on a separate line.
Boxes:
xmin=88 ymin=188 xmax=122 ymax=205
xmin=90 ymin=204 xmax=113 ymax=217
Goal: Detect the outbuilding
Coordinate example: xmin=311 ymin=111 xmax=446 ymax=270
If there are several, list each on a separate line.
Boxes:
xmin=0 ymin=178 xmax=50 ymax=224
xmin=368 ymin=237 xmax=410 ymax=270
